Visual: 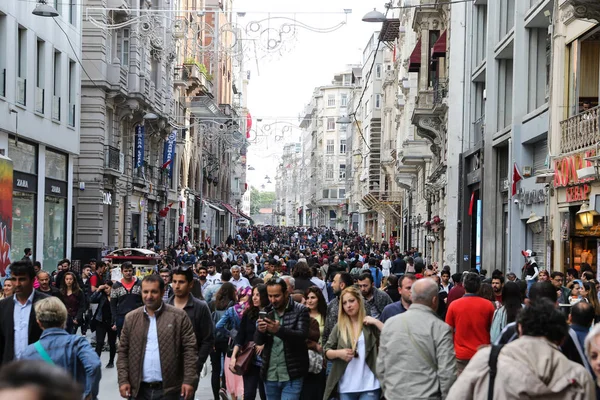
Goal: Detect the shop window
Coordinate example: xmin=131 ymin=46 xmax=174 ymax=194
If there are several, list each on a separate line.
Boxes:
xmin=46 ymin=149 xmax=67 ymax=181
xmin=12 ymin=192 xmax=35 ymax=263
xmin=8 ymin=139 xmax=37 ymax=174
xmin=43 ymin=195 xmax=65 ymax=270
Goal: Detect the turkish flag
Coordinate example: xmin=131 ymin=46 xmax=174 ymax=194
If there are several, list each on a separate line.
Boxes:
xmin=512 ymin=162 xmax=523 ymax=197
xmin=468 ymin=192 xmax=475 ymax=216
xmin=246 ymin=112 xmax=252 ymax=138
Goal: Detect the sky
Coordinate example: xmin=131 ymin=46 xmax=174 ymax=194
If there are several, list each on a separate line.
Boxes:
xmin=236 ymin=0 xmax=382 ymax=191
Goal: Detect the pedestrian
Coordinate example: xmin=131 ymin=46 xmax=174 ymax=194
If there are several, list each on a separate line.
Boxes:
xmin=324 ymin=286 xmax=381 ymax=400
xmin=490 ymin=281 xmax=522 ymax=343
xmin=382 ymin=274 xmax=400 ymax=303
xmin=0 ymin=278 xmax=13 ymax=299
xmin=301 ymin=287 xmax=327 ymax=400
xmin=380 ymin=254 xmax=391 ymax=278
xmin=168 ymin=265 xmax=214 ymax=390
xmin=377 ymin=278 xmax=456 ymax=399
xmin=293 ymin=261 xmax=315 ymax=293
xmin=90 ymin=276 xmax=117 ymax=366
xmin=448 ymin=299 xmax=595 ymax=399
xmin=379 ymin=273 xmax=416 ymax=323
xmin=356 ymin=273 xmax=392 ymax=319
xmin=446 ymin=273 xmax=465 ymax=306
xmin=231 ymin=266 xmax=251 ymax=290
xmin=323 ymin=272 xmax=354 ymax=346
xmin=117 ymin=274 xmax=198 ymax=400
xmin=255 ymin=278 xmax=310 ymax=400
xmin=445 ymin=272 xmax=495 ymax=374
xmin=20 ymin=297 xmax=101 ymax=399
xmin=59 ymin=272 xmax=85 ymax=334
xmin=159 ymin=268 xmax=174 ymax=301
xmin=210 ymin=282 xmax=237 ymax=400
xmin=205 ymin=269 xmax=232 ymax=304
xmin=0 ymin=360 xmax=83 ymax=400
xmin=585 ymin=322 xmax=600 ymax=388
xmin=110 ymin=261 xmax=142 ymax=337
xmin=230 ymin=284 xmax=268 ymax=400
xmin=0 ymin=260 xmax=49 ymax=363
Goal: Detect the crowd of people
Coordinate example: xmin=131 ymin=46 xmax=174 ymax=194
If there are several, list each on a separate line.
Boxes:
xmin=0 ymin=226 xmax=600 ymax=400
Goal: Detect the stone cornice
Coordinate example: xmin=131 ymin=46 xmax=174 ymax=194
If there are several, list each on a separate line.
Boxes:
xmin=570 ymin=0 xmax=600 ymax=23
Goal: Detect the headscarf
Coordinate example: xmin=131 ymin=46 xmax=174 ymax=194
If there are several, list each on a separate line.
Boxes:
xmin=234 ymin=286 xmax=252 ymax=318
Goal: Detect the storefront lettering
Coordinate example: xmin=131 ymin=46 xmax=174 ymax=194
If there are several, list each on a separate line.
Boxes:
xmin=16 ymin=179 xmax=28 ymax=189
xmin=102 ymin=192 xmax=112 ymax=205
xmin=554 ymin=150 xmax=596 ymax=187
xmin=565 ymin=184 xmax=591 ymax=202
xmin=51 ymin=185 xmax=61 ymax=194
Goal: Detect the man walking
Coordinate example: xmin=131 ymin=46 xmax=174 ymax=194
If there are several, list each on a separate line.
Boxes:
xmin=110 ymin=262 xmax=143 ymax=336
xmin=322 ymin=272 xmax=354 ymax=345
xmin=357 ymin=273 xmax=392 ymax=319
xmin=0 ymin=261 xmax=49 ymax=363
xmin=117 ymin=275 xmax=198 ymax=400
xmin=255 ymin=278 xmax=309 ymax=400
xmin=230 ymin=265 xmax=250 ymax=290
xmin=36 ymin=270 xmax=60 ymax=297
xmin=445 ymin=272 xmax=495 ymax=374
xmin=379 ymin=274 xmax=416 ymax=323
xmin=377 ymin=278 xmax=456 ymax=399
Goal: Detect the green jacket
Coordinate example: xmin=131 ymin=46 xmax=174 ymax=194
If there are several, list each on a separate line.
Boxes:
xmin=323 ymin=323 xmax=380 ymax=400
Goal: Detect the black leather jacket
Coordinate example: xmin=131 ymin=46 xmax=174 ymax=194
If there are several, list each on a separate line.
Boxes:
xmin=255 ymin=298 xmax=310 ymax=380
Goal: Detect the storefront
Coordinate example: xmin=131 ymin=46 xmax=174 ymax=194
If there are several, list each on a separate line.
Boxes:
xmin=44 ymin=148 xmax=68 ymax=270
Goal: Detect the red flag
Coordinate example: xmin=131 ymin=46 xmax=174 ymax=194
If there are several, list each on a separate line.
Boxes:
xmin=246 ymin=112 xmax=252 ymax=138
xmin=161 ymin=159 xmax=172 ymax=170
xmin=468 ymin=192 xmax=475 ymax=216
xmin=512 ymin=162 xmax=523 ymax=197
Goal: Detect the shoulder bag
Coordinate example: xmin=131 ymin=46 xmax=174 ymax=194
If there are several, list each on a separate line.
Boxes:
xmin=232 ymin=341 xmax=255 ymax=376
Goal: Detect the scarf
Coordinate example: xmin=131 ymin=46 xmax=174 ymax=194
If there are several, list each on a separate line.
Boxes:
xmin=234 ymin=286 xmax=252 ymax=318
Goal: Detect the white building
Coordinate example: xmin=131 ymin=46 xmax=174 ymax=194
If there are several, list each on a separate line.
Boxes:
xmin=0 ymin=1 xmax=81 ymax=269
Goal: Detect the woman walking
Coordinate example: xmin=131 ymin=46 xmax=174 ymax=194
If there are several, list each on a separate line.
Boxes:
xmin=60 ymin=272 xmax=85 ymax=334
xmin=324 ymin=286 xmax=381 ymax=400
xmin=230 ymin=284 xmax=268 ymax=400
xmin=490 ymin=281 xmax=522 ymax=343
xmin=210 ymin=282 xmax=238 ymax=400
xmin=302 ymin=287 xmax=328 ymax=400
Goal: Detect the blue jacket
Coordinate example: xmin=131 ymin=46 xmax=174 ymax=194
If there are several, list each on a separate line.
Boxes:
xmin=21 ymin=328 xmax=102 ymax=399
xmin=370 ymin=266 xmax=383 ymax=288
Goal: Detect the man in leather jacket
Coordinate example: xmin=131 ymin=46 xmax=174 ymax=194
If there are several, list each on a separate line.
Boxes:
xmin=255 ymin=278 xmax=309 ymax=400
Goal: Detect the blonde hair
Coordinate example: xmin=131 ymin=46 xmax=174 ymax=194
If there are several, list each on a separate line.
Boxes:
xmin=337 ymin=286 xmax=366 ymax=351
xmin=35 ymin=297 xmax=68 ymax=329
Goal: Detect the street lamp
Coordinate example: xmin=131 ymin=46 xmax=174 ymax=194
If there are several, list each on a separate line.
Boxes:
xmin=362 ymin=8 xmax=386 ymax=23
xmin=577 ymin=202 xmax=598 ymax=229
xmin=336 ymin=115 xmax=353 ymax=125
xmin=32 ymin=0 xmax=59 ymax=17
xmin=526 ymin=211 xmax=544 ymax=234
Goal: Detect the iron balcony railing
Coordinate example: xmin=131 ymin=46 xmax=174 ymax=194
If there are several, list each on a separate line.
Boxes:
xmin=560 ymin=106 xmax=600 ymax=154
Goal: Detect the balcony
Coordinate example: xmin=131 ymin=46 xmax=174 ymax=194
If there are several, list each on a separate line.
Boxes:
xmin=560 ymin=106 xmax=600 ymax=154
xmin=381 ymin=139 xmax=396 ymax=163
xmin=107 ymin=63 xmax=128 ymax=91
xmin=570 ymin=1 xmax=600 ymax=23
xmin=35 ymin=87 xmax=44 ymax=114
xmin=411 ymin=78 xmax=447 ymax=160
xmin=399 ymin=139 xmax=432 ymax=165
xmin=16 ymin=77 xmax=26 ymax=106
xmin=182 ymin=63 xmax=213 ymax=95
xmin=52 ymin=96 xmax=61 ymax=121
xmin=173 ymin=66 xmax=188 ymax=89
xmin=104 ymin=145 xmax=125 ymax=175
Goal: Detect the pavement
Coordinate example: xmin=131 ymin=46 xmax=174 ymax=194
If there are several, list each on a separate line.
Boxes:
xmin=97 ymin=346 xmax=214 ymax=400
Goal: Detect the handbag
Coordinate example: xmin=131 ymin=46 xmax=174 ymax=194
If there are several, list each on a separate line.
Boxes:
xmin=308 ymin=349 xmax=323 ymax=374
xmin=232 ymin=341 xmax=255 ymax=376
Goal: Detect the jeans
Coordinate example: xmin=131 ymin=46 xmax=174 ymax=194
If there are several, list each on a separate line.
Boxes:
xmin=135 ymin=383 xmax=180 ymax=400
xmin=243 ymin=364 xmax=266 ymax=400
xmin=116 ymin=315 xmax=126 ymax=338
xmin=95 ymin=320 xmax=117 ymax=363
xmin=264 ymin=378 xmax=303 ymax=400
xmin=210 ymin=341 xmax=229 ymax=400
xmin=338 ymin=389 xmax=381 ymax=400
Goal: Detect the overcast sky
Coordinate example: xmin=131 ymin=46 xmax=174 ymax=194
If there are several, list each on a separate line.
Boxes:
xmin=238 ymin=0 xmax=382 ymax=191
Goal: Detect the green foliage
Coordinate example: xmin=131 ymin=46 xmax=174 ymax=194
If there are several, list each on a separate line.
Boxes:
xmin=250 ymin=186 xmax=276 ymax=215
xmin=183 ymin=59 xmax=209 ymax=77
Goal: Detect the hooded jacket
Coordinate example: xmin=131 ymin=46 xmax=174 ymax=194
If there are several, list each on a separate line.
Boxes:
xmin=447 ymin=336 xmax=595 ymax=400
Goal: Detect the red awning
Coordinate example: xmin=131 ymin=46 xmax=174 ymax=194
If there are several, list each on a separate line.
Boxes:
xmin=408 ymin=39 xmax=422 ymax=73
xmin=221 ymin=203 xmax=239 ymax=217
xmin=431 ymin=31 xmax=447 ymax=59
xmin=238 ymin=211 xmax=253 ymax=222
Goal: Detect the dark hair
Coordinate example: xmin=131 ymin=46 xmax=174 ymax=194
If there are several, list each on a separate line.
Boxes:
xmin=517 ymin=298 xmax=568 ymax=344
xmin=215 ymin=282 xmax=237 ymax=310
xmin=246 ymin=284 xmax=268 ymax=319
xmin=172 ymin=266 xmax=194 ymax=283
xmin=292 ymin=261 xmax=312 ymax=279
xmin=266 ymin=277 xmax=288 ymax=294
xmin=159 ymin=268 xmax=171 ymax=275
xmin=414 ymin=262 xmax=424 ymax=274
xmin=502 ymin=281 xmax=522 ymax=324
xmin=121 ymin=261 xmax=134 ymax=271
xmin=33 ymin=261 xmax=41 ymax=269
xmin=551 ymin=271 xmax=564 ymax=280
xmin=441 ymin=270 xmax=450 ymax=278
xmin=477 ymin=283 xmax=495 ymax=302
xmin=491 ymin=269 xmax=503 ymax=279
xmin=571 ymin=301 xmax=595 ymax=327
xmin=583 ymin=271 xmax=595 ymax=281
xmin=304 ymin=286 xmax=326 ymax=317
xmin=399 ymin=273 xmax=417 ymax=287
xmin=10 ymin=261 xmax=35 ymax=280
xmin=491 ymin=275 xmax=505 ymax=284
xmin=566 ymin=268 xmax=579 ymax=278
xmin=451 ymin=272 xmax=462 ymax=283
xmin=528 ymin=281 xmax=558 ymax=303
xmin=386 ymin=274 xmax=398 ymax=286
xmin=221 ymin=269 xmax=232 ymax=282
xmin=463 ymin=272 xmax=481 ymax=294
xmin=97 ymin=261 xmax=106 ymax=270
xmin=0 ymin=360 xmax=83 ymax=400
xmin=336 ymin=272 xmax=354 ymax=288
xmin=59 ymin=272 xmax=81 ymax=297
xmin=142 ymin=274 xmax=166 ymax=292
xmin=358 ymin=272 xmax=374 ymax=284
xmin=24 ymin=248 xmax=31 ymax=255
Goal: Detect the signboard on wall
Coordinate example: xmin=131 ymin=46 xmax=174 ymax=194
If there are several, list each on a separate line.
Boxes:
xmin=0 ymin=156 xmax=12 ymax=276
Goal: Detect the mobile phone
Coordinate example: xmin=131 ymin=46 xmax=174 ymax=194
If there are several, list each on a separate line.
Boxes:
xmin=258 ymin=311 xmax=268 ymax=319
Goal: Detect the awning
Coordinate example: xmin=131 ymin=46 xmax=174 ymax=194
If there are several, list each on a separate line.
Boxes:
xmin=238 ymin=211 xmax=254 ymax=222
xmin=378 ymin=18 xmax=401 ymax=42
xmin=221 ymin=202 xmax=239 ymax=217
xmin=431 ymin=31 xmax=447 ymax=59
xmin=408 ymin=40 xmax=422 ymax=73
xmin=207 ymin=202 xmax=224 ymax=213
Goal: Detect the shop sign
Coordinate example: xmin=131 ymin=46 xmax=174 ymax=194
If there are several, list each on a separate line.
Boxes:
xmin=565 ymin=184 xmax=591 ymax=202
xmin=135 ymin=125 xmax=145 ymax=169
xmin=516 ymin=188 xmax=546 ymax=207
xmin=45 ymin=179 xmax=67 ymax=198
xmin=102 ymin=191 xmax=112 ymax=205
xmin=554 ymin=149 xmax=596 ymax=187
xmin=13 ymin=171 xmax=37 ymax=193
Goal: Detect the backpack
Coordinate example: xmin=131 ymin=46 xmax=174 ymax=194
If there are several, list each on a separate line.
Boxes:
xmin=212 ymin=301 xmax=234 ymax=343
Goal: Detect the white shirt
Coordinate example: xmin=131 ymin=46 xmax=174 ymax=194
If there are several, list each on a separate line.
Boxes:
xmin=206 ymin=273 xmax=221 ymax=286
xmin=13 ymin=291 xmax=35 ymax=359
xmin=231 ymin=276 xmax=251 ymax=290
xmin=338 ymin=332 xmax=380 ymax=393
xmin=142 ymin=305 xmax=163 ymax=383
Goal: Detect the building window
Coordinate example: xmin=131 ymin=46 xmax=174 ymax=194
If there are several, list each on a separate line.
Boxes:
xmin=68 ymin=60 xmax=76 ymax=127
xmin=326 ymin=140 xmax=335 ymax=154
xmin=35 ymin=39 xmax=45 ymax=114
xmin=326 ymin=164 xmax=334 ymax=180
xmin=322 ymin=189 xmax=329 ymax=199
xmin=340 ymin=139 xmax=346 ymax=154
xmin=528 ymin=28 xmax=549 ymax=112
xmin=339 ymin=188 xmax=346 ymax=199
xmin=68 ymin=0 xmax=76 ymax=25
xmin=339 ymin=164 xmax=346 ymax=179
xmin=375 ymin=94 xmax=381 ymax=109
xmin=52 ymin=51 xmax=61 ymax=121
xmin=120 ymin=28 xmax=130 ymax=67
xmin=17 ymin=27 xmax=27 ymax=106
xmin=327 ymin=95 xmax=335 ymax=107
xmin=339 ymin=123 xmax=347 ymax=132
xmin=330 ymin=189 xmax=338 ymax=198
xmin=499 ymin=0 xmax=515 ymax=39
xmin=340 ymin=93 xmax=348 ymax=107
xmin=327 ymin=117 xmax=335 ymax=131
xmin=0 ymin=15 xmax=6 ymax=97
xmin=376 ymin=64 xmax=382 ymax=79
xmin=497 ymin=59 xmax=513 ymax=129
xmin=44 ymin=195 xmax=66 ymax=270
xmin=46 ymin=149 xmax=67 ymax=181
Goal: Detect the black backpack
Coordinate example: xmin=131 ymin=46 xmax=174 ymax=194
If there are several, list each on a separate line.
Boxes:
xmin=212 ymin=301 xmax=233 ymax=343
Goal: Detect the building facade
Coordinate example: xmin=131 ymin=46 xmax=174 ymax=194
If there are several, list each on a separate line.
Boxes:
xmin=0 ymin=0 xmax=81 ymax=269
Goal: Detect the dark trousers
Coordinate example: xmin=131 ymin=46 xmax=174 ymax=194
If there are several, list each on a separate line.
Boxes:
xmin=66 ymin=315 xmax=78 ymax=334
xmin=136 ymin=383 xmax=179 ymax=400
xmin=244 ymin=364 xmax=266 ymax=400
xmin=95 ymin=321 xmax=117 ymax=363
xmin=116 ymin=315 xmax=126 ymax=338
xmin=210 ymin=341 xmax=229 ymax=400
xmin=300 ymin=371 xmax=325 ymax=400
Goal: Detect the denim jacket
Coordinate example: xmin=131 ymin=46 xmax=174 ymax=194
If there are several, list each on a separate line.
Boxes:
xmin=20 ymin=328 xmax=102 ymax=399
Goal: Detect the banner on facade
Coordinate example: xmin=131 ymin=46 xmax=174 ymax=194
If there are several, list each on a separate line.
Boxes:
xmin=135 ymin=125 xmax=145 ymax=169
xmin=0 ymin=155 xmax=12 ymax=276
xmin=163 ymin=130 xmax=177 ymax=178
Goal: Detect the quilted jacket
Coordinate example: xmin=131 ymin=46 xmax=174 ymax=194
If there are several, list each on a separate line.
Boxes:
xmin=117 ymin=303 xmax=198 ymax=398
xmin=255 ymin=298 xmax=310 ymax=380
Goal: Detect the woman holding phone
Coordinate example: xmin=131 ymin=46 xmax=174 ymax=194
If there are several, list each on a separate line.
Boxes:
xmin=230 ymin=284 xmax=269 ymax=400
xmin=324 ymin=286 xmax=381 ymax=400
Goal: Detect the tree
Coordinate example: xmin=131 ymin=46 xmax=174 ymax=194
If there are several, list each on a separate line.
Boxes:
xmin=250 ymin=186 xmax=276 ymax=215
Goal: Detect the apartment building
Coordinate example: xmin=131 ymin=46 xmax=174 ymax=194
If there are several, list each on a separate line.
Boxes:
xmin=0 ymin=0 xmax=81 ymax=268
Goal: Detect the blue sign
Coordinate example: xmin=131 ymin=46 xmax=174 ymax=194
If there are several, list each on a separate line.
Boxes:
xmin=163 ymin=130 xmax=177 ymax=178
xmin=135 ymin=125 xmax=145 ymax=168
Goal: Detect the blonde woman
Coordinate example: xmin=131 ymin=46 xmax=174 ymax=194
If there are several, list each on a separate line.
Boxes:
xmin=324 ymin=286 xmax=380 ymax=400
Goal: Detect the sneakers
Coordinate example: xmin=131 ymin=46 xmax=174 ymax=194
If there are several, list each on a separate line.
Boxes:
xmin=106 ymin=361 xmax=114 ymax=369
xmin=219 ymin=388 xmax=228 ymax=400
